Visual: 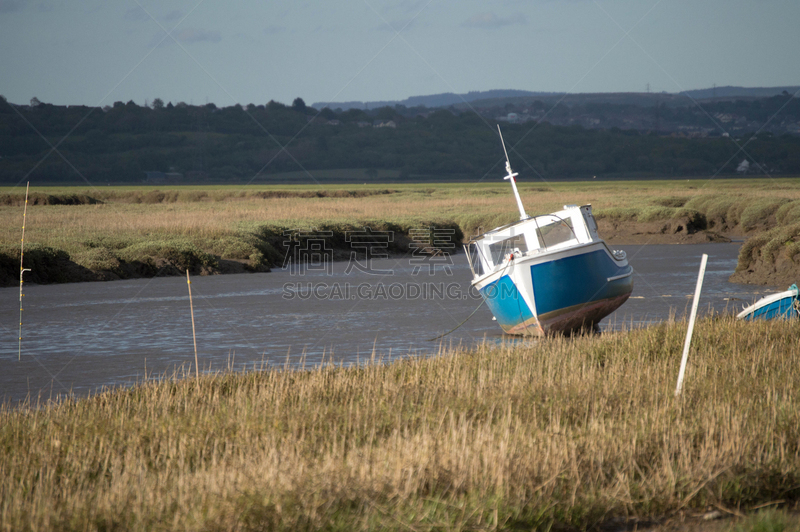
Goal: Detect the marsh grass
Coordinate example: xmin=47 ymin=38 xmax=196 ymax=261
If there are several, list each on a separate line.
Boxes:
xmin=2 ymin=316 xmax=799 ymax=531
xmin=684 ymin=196 xmax=797 ymax=232
xmin=776 ymin=201 xmax=800 ymax=226
xmin=1 ymin=179 xmax=799 ymax=283
xmin=735 ymin=222 xmax=800 ymax=273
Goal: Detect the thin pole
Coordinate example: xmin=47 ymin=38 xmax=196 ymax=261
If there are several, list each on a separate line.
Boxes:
xmin=497 ymin=125 xmax=528 ymax=221
xmin=675 ymin=253 xmax=708 ymax=397
xmin=187 ymin=270 xmax=199 ymax=379
xmin=18 ymin=182 xmax=31 ymax=361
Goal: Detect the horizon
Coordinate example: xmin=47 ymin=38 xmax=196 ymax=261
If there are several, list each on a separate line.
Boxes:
xmin=5 ymin=84 xmax=799 ymax=110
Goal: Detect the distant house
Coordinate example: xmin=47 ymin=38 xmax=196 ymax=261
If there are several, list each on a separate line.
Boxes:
xmin=737 ymin=159 xmax=750 ymax=174
xmin=373 ymin=120 xmax=396 ymax=128
xmin=357 ymin=121 xmax=371 ymax=128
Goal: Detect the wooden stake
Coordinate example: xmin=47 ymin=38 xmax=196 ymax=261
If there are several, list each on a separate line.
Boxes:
xmin=187 ymin=270 xmax=199 ymax=379
xmin=18 ymin=182 xmax=31 ymax=361
xmin=675 ymin=253 xmax=708 ymax=397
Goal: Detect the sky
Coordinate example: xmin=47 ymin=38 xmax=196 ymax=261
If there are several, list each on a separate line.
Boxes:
xmin=1 ymin=0 xmax=798 ymax=108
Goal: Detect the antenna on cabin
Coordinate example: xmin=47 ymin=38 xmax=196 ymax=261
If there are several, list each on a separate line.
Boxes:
xmin=497 ymin=125 xmax=528 ymax=221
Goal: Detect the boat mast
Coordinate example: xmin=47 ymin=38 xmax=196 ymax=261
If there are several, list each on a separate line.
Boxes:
xmin=497 ymin=125 xmax=528 ymax=221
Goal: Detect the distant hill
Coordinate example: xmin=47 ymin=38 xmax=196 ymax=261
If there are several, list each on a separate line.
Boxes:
xmin=312 ymin=90 xmax=564 ymax=111
xmin=316 ymin=86 xmax=799 ymax=112
xmin=457 ymin=92 xmax=692 ymax=110
xmin=680 ymin=86 xmax=800 ymax=99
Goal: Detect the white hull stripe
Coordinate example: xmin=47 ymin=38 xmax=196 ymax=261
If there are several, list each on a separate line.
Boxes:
xmin=607 ymin=270 xmax=633 ymax=282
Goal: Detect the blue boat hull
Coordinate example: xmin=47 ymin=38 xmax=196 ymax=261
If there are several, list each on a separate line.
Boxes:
xmin=478 ymin=246 xmax=633 ymax=335
xmin=738 ymin=284 xmax=799 ymax=321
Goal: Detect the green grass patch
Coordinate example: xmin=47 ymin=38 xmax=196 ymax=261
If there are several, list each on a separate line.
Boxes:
xmin=740 ymin=198 xmax=791 ymax=231
xmin=741 ymin=222 xmax=800 ymax=268
xmin=594 ymin=206 xmax=707 ymax=228
xmin=736 ymin=222 xmax=800 ymax=271
xmin=732 ymin=509 xmax=800 ymax=532
xmin=777 ymin=200 xmax=800 ymax=225
xmin=651 ymin=196 xmax=689 ymax=208
xmin=115 ymin=239 xmax=218 ymax=270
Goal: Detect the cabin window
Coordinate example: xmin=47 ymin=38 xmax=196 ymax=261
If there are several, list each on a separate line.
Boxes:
xmin=536 ymin=218 xmax=575 ymax=249
xmin=468 ymin=243 xmax=484 ymax=277
xmin=488 ymin=234 xmax=528 ymax=265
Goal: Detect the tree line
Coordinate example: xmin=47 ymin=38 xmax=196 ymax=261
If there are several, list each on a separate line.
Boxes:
xmin=1 ymin=95 xmax=799 ymax=184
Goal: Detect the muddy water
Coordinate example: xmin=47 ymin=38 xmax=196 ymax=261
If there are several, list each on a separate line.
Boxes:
xmin=0 ymin=243 xmax=776 ymax=405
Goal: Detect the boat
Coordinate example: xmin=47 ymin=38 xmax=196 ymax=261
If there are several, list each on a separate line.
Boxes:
xmin=736 ymin=284 xmax=799 ymax=321
xmin=463 ymin=127 xmax=633 ymax=336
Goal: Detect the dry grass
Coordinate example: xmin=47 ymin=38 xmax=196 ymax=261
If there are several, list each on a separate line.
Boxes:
xmin=1 ymin=179 xmax=799 ymax=285
xmin=2 ymin=316 xmax=799 ymax=531
xmin=0 ymin=179 xmax=798 ymax=245
xmin=2 ymin=179 xmax=800 ymax=242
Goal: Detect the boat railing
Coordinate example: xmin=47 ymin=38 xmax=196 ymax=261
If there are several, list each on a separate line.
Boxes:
xmin=468 ymin=210 xmax=589 ymax=280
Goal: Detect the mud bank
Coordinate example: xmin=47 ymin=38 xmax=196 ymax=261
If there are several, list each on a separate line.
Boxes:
xmin=728 ymin=222 xmax=800 ymax=287
xmin=2 ymin=208 xmax=794 ymax=288
xmin=598 ymin=217 xmax=732 ymax=245
xmin=598 ymin=209 xmax=800 ymax=286
xmin=0 ymin=222 xmax=463 ymax=287
xmin=1 ymin=223 xmax=738 ymax=288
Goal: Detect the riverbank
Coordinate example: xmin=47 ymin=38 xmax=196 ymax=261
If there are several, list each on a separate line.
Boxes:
xmin=729 ymin=222 xmax=800 ymax=286
xmin=2 ymin=316 xmax=799 ymax=531
xmin=0 ymin=217 xmax=728 ymax=288
xmin=1 ymin=180 xmax=798 ymax=287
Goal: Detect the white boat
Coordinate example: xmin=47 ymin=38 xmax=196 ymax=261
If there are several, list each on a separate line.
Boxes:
xmin=464 ymin=128 xmax=633 ymax=336
xmin=737 ymin=284 xmax=799 ymax=321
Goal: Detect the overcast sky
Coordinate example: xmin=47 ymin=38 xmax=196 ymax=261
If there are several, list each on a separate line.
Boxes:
xmin=1 ymin=0 xmax=798 ymax=108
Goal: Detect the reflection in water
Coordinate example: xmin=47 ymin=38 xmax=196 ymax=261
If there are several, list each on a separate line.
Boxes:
xmin=0 ymin=243 xmax=775 ymax=404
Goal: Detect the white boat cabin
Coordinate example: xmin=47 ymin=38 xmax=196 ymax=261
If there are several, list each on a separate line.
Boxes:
xmin=465 ymin=204 xmax=601 ymax=279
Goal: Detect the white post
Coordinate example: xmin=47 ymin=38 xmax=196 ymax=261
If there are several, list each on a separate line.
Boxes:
xmin=675 ymin=253 xmax=708 ymax=397
xmin=187 ymin=270 xmax=199 ymax=379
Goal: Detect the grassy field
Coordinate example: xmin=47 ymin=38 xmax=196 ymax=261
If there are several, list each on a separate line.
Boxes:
xmin=2 ymin=180 xmax=800 ymax=529
xmin=1 ymin=316 xmax=799 ymax=531
xmin=1 ymin=178 xmax=799 ymax=286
